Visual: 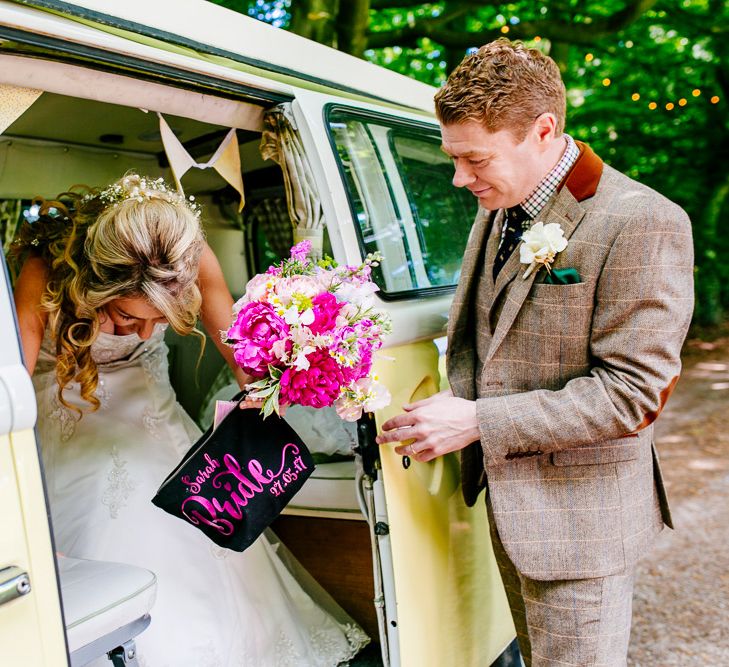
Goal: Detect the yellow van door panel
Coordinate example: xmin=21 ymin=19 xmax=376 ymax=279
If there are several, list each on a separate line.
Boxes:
xmin=373 ymin=340 xmax=515 ymax=667
xmin=0 ymin=429 xmax=67 ymax=666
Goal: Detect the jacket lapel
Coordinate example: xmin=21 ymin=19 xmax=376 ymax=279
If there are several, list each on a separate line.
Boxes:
xmin=484 ymin=142 xmax=603 ymax=362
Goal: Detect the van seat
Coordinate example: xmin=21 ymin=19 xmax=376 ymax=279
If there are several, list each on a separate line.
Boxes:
xmin=286 ymin=460 xmax=364 ymax=518
xmin=59 ymin=556 xmax=156 ymax=665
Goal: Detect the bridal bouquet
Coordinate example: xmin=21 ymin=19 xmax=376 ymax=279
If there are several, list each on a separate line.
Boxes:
xmin=225 ymin=241 xmax=392 ymax=421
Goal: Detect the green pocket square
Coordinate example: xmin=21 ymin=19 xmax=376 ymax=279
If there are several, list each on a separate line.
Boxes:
xmin=545 ymin=268 xmax=581 ymax=285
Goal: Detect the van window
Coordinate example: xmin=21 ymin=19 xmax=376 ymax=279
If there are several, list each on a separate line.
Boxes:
xmin=327 ymin=108 xmax=476 ymax=297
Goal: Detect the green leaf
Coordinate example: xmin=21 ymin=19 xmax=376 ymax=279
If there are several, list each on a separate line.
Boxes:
xmin=249 ymin=386 xmax=276 ymax=399
xmin=262 ymin=394 xmax=275 ymax=419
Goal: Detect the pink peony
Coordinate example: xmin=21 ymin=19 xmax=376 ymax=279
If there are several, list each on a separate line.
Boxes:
xmin=309 ymin=292 xmax=343 ymax=335
xmin=279 ymin=349 xmax=346 ymax=408
xmin=227 ymin=302 xmax=290 ymax=378
xmin=272 ymin=276 xmax=322 ymax=304
xmin=243 ymin=272 xmax=271 ymax=304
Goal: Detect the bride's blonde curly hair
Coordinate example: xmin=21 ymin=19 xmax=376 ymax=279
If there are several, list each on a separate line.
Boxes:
xmin=13 ymin=173 xmax=205 ymax=412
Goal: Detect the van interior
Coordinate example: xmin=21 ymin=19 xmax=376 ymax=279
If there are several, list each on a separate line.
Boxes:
xmin=1 ymin=86 xmax=381 ymax=647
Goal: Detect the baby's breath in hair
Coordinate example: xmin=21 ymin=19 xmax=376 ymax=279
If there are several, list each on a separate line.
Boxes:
xmin=85 ymin=175 xmax=202 ymax=218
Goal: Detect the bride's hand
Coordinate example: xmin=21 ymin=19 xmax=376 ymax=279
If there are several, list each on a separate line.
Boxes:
xmin=238 ymin=396 xmax=288 ymax=416
xmin=238 ymin=396 xmax=264 ymax=410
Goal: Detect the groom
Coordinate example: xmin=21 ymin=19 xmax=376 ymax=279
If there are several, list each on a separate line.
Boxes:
xmin=377 ymin=39 xmax=694 ymax=665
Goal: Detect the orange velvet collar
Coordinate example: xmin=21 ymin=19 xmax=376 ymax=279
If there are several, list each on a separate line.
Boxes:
xmin=559 ymin=141 xmax=604 ymax=202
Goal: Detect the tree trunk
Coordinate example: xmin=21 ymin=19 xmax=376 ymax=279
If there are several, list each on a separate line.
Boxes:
xmin=289 ymin=0 xmax=339 ymax=47
xmin=695 ymin=170 xmax=729 ymax=326
xmin=336 ymin=0 xmax=370 ymax=57
xmin=441 ymin=1 xmax=471 ymax=75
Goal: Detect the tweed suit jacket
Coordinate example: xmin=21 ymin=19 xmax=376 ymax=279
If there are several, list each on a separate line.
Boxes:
xmin=446 ymin=143 xmax=694 ymax=581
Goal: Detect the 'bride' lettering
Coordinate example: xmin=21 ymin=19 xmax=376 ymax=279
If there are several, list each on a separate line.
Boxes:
xmin=178 ymin=444 xmax=308 ymax=534
xmin=181 ymin=495 xmax=235 ymax=535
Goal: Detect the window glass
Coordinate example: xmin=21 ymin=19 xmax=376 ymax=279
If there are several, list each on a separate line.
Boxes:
xmin=328 ymin=109 xmax=476 ymax=295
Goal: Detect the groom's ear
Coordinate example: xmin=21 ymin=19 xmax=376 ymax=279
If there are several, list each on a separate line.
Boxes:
xmin=533 ymin=112 xmax=558 ymax=145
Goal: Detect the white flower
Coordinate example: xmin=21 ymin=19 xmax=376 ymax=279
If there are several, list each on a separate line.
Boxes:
xmin=333 ymin=377 xmax=391 ymax=422
xmin=271 ymin=339 xmax=289 ymax=362
xmin=292 ymin=346 xmax=315 ymax=370
xmin=282 ymin=305 xmax=314 ymax=326
xmin=335 ymin=281 xmax=378 ymax=308
xmin=362 ymin=380 xmax=391 ymax=412
xmin=519 ymin=221 xmax=569 ymax=279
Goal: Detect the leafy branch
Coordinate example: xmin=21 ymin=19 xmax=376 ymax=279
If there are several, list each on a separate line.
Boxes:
xmin=366 ymin=0 xmax=659 ymax=49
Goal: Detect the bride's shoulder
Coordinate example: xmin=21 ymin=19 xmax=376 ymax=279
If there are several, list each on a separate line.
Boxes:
xmin=14 ymin=255 xmax=51 ymax=373
xmin=14 ymin=255 xmax=50 ymax=312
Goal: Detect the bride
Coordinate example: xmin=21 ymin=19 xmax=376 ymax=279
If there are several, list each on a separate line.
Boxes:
xmin=12 ymin=174 xmax=369 ymax=666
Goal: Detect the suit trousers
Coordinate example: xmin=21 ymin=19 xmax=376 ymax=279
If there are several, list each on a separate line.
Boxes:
xmin=486 ymin=499 xmax=636 ymax=667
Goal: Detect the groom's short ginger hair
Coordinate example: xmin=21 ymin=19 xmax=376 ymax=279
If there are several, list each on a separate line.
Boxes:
xmin=434 ymin=39 xmax=566 ymax=141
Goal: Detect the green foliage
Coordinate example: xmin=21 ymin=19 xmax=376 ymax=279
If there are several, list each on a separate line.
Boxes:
xmin=208 ymin=0 xmax=728 ymax=325
xmin=206 ymin=0 xmax=289 ymax=26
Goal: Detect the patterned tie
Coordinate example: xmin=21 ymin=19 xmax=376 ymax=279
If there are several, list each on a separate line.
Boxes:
xmin=493 ymin=205 xmax=530 ymax=280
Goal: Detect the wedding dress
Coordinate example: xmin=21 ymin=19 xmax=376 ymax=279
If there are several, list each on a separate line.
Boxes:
xmin=33 ymin=324 xmax=369 ymax=667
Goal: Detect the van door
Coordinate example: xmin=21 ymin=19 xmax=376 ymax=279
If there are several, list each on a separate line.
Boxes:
xmin=292 ymin=90 xmax=515 ymax=667
xmin=0 ymin=253 xmax=68 ymax=666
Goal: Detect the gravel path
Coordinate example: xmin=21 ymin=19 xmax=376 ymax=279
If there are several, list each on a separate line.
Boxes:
xmin=629 ymin=330 xmax=729 ymax=665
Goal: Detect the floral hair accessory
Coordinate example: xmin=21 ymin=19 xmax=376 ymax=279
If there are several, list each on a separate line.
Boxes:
xmin=85 ymin=175 xmax=202 ymax=218
xmin=519 ymin=221 xmax=568 ymax=279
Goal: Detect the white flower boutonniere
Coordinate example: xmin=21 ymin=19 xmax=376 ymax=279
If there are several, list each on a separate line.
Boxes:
xmin=519 ymin=221 xmax=569 ymax=280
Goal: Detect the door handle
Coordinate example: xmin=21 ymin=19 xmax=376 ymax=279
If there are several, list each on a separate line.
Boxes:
xmin=0 ymin=566 xmax=31 ymax=606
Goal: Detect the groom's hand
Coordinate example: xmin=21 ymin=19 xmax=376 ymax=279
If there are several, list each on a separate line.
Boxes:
xmin=376 ymin=392 xmax=480 ymax=462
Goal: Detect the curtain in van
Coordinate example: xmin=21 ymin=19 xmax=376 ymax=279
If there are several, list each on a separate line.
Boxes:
xmin=260 ymin=105 xmax=324 ymax=257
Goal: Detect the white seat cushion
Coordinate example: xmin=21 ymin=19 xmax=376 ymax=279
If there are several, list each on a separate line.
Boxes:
xmin=287 ymin=460 xmax=362 ymax=516
xmin=58 ymin=556 xmax=157 ymax=652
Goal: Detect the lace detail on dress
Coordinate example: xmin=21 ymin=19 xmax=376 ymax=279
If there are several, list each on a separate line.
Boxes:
xmin=92 ymin=333 xmax=143 ymax=364
xmin=95 ymin=378 xmax=111 ymax=409
xmin=311 ymin=623 xmax=370 ymax=666
xmin=344 ymin=623 xmax=371 ymax=659
xmin=50 ymin=393 xmax=77 ymax=442
xmin=142 ymin=407 xmax=164 ymax=440
xmin=141 ymin=344 xmax=167 ymax=384
xmin=275 ymin=630 xmax=302 ymax=667
xmin=101 ymin=446 xmax=136 ymax=519
xmin=311 ymin=628 xmax=343 ymax=665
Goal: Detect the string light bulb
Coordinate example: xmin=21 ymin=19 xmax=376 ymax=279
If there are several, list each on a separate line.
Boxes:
xmin=585 ymin=53 xmax=594 ymax=62
xmin=534 ymin=36 xmax=542 ymax=42
xmin=500 ymin=26 xmax=510 ymax=34
xmin=710 ymin=96 xmax=720 ymax=104
xmin=648 ymin=102 xmax=657 ymax=110
xmin=692 ymin=89 xmax=701 ymax=97
xmin=665 ymin=102 xmax=674 ymax=110
xmin=631 ymin=93 xmax=640 ymax=101
xmin=602 ymin=78 xmax=611 ymax=86
xmin=678 ymin=98 xmax=687 ymax=106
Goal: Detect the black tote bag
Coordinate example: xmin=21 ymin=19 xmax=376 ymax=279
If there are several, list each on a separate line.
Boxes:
xmin=152 ymin=395 xmax=315 ymax=551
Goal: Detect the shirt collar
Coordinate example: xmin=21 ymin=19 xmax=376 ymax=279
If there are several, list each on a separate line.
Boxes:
xmin=519 ymin=134 xmax=579 ymax=219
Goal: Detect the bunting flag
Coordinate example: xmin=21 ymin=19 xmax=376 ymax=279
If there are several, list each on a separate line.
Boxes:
xmin=158 ymin=113 xmax=245 ymax=212
xmin=0 ymin=84 xmax=43 ymax=135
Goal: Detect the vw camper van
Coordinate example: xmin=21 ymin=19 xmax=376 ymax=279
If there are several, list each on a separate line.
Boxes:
xmin=0 ymin=1 xmax=515 ymax=665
